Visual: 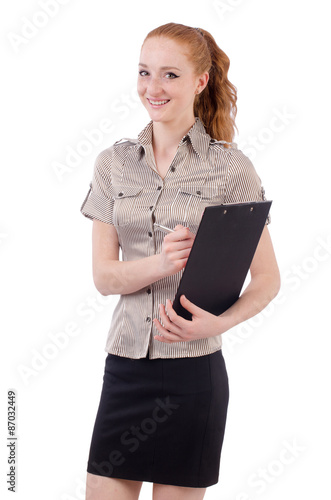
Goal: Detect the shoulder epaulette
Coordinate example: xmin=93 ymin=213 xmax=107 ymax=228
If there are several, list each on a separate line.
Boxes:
xmin=209 ymin=138 xmax=238 ymax=149
xmin=113 ymin=137 xmax=139 ymax=146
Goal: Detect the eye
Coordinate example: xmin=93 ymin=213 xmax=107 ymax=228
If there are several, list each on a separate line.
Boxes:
xmin=139 ymin=70 xmax=149 ymax=77
xmin=165 ymin=72 xmax=179 ymax=79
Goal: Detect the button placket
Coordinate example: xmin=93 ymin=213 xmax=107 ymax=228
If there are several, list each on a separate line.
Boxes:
xmin=150 ymin=182 xmax=164 ymax=232
xmin=146 ymin=182 xmax=162 ymax=239
xmin=163 ymin=145 xmax=188 ymax=181
xmin=146 ymin=282 xmax=153 ymax=335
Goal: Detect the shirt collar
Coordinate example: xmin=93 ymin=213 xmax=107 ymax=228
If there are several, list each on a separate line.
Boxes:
xmin=137 ymin=117 xmax=211 ymax=160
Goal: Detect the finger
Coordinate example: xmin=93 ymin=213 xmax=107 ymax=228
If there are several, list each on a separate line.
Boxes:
xmin=166 ymin=226 xmax=191 ymax=242
xmin=164 ymin=299 xmax=192 ymax=328
xmin=153 ymin=318 xmax=182 ymax=343
xmin=171 ymin=249 xmax=192 ymax=262
xmin=159 ymin=303 xmax=182 ymax=335
xmin=179 ymin=295 xmax=202 ymax=316
xmin=164 ymin=239 xmax=194 ymax=254
xmin=174 ymin=225 xmax=196 ymax=240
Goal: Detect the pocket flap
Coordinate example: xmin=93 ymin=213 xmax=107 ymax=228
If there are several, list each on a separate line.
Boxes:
xmin=111 ymin=185 xmax=143 ymax=199
xmin=179 ymin=185 xmax=218 ymax=199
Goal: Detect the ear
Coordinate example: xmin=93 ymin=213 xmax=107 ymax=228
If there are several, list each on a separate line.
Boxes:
xmin=196 ymin=71 xmax=209 ymax=94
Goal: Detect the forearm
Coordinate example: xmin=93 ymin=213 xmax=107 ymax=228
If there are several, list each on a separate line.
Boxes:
xmin=219 ymin=273 xmax=281 ymax=332
xmin=94 ymin=253 xmax=165 ymax=295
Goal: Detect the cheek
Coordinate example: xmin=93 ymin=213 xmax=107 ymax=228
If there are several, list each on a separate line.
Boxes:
xmin=174 ymin=82 xmax=196 ymax=103
xmin=137 ymin=80 xmax=145 ymax=97
xmin=179 ymin=90 xmax=196 ymax=107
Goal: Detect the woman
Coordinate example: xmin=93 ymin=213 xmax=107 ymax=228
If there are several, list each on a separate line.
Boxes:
xmin=80 ymin=22 xmax=280 ymax=500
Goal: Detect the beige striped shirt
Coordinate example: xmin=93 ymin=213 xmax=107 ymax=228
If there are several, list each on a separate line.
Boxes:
xmin=80 ymin=117 xmax=270 ymax=359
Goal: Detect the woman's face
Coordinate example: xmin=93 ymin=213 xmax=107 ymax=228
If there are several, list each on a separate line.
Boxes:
xmin=137 ymin=36 xmax=208 ymax=126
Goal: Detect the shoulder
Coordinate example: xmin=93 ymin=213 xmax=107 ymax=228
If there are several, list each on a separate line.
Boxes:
xmin=98 ymin=137 xmax=138 ymax=156
xmin=113 ymin=137 xmax=140 ymax=156
xmin=94 ymin=137 xmax=139 ymax=168
xmin=227 ymin=147 xmax=256 ymax=175
xmin=209 ymin=139 xmax=255 ymax=173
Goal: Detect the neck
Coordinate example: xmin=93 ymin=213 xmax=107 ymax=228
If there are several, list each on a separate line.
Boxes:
xmin=152 ymin=116 xmax=196 ymax=154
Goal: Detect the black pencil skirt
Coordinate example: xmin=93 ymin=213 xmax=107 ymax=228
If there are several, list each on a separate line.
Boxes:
xmin=86 ymin=347 xmax=229 ymax=488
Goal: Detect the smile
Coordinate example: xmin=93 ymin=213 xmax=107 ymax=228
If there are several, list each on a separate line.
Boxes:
xmin=147 ymin=99 xmax=170 ymax=107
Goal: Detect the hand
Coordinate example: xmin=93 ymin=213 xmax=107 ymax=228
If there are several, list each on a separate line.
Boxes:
xmin=159 ymin=225 xmax=195 ymax=277
xmin=153 ymin=295 xmax=231 ymax=344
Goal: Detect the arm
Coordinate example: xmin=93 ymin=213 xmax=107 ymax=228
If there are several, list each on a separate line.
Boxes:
xmin=92 ymin=219 xmax=195 ymax=295
xmin=153 ymin=225 xmax=281 ymax=342
xmin=219 ymin=151 xmax=279 ymax=326
xmin=218 ymin=225 xmax=280 ymax=328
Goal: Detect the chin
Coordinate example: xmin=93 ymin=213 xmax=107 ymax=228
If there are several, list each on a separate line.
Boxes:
xmin=145 ymin=110 xmax=169 ymax=122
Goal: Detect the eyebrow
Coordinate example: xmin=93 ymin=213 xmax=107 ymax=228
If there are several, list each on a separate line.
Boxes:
xmin=138 ymin=63 xmax=182 ymax=71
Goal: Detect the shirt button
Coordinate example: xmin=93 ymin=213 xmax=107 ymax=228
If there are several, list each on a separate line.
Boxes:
xmin=146 ymin=316 xmax=151 ymax=322
xmin=148 ymin=231 xmax=153 ymax=237
xmin=147 ymin=288 xmax=151 ymax=294
xmin=196 ymin=190 xmax=201 ymax=195
xmin=170 ymin=166 xmax=176 ymax=172
xmin=118 ymin=192 xmax=124 ymax=197
xmin=149 ymin=206 xmax=153 ymax=210
xmin=157 ymin=186 xmax=162 ymax=190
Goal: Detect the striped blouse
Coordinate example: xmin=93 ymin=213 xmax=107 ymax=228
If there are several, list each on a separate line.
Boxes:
xmin=80 ymin=117 xmax=270 ymax=359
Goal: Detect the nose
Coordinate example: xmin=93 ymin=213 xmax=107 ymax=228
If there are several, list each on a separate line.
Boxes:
xmin=147 ymin=76 xmax=163 ymax=97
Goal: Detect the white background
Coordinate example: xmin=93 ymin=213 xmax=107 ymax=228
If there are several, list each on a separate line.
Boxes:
xmin=1 ymin=0 xmax=330 ymax=499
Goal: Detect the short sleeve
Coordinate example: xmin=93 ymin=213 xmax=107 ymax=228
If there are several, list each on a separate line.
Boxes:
xmin=80 ymin=148 xmax=115 ymax=224
xmin=224 ymin=149 xmax=271 ymax=225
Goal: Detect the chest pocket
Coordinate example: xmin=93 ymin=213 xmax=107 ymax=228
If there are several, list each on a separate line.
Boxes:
xmin=171 ymin=185 xmax=224 ymax=233
xmin=111 ymin=185 xmax=143 ymax=226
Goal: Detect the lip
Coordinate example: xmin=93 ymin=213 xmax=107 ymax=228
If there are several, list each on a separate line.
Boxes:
xmin=147 ymin=98 xmax=170 ymax=108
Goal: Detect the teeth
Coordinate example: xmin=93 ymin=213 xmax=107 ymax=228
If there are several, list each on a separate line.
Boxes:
xmin=149 ymin=99 xmax=169 ymax=105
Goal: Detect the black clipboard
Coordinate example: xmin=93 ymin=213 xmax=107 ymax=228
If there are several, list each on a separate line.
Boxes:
xmin=172 ymin=200 xmax=272 ymax=320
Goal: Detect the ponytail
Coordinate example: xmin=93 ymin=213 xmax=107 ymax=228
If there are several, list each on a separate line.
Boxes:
xmin=194 ymin=28 xmax=238 ymax=144
xmin=143 ymin=23 xmax=238 ymax=145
